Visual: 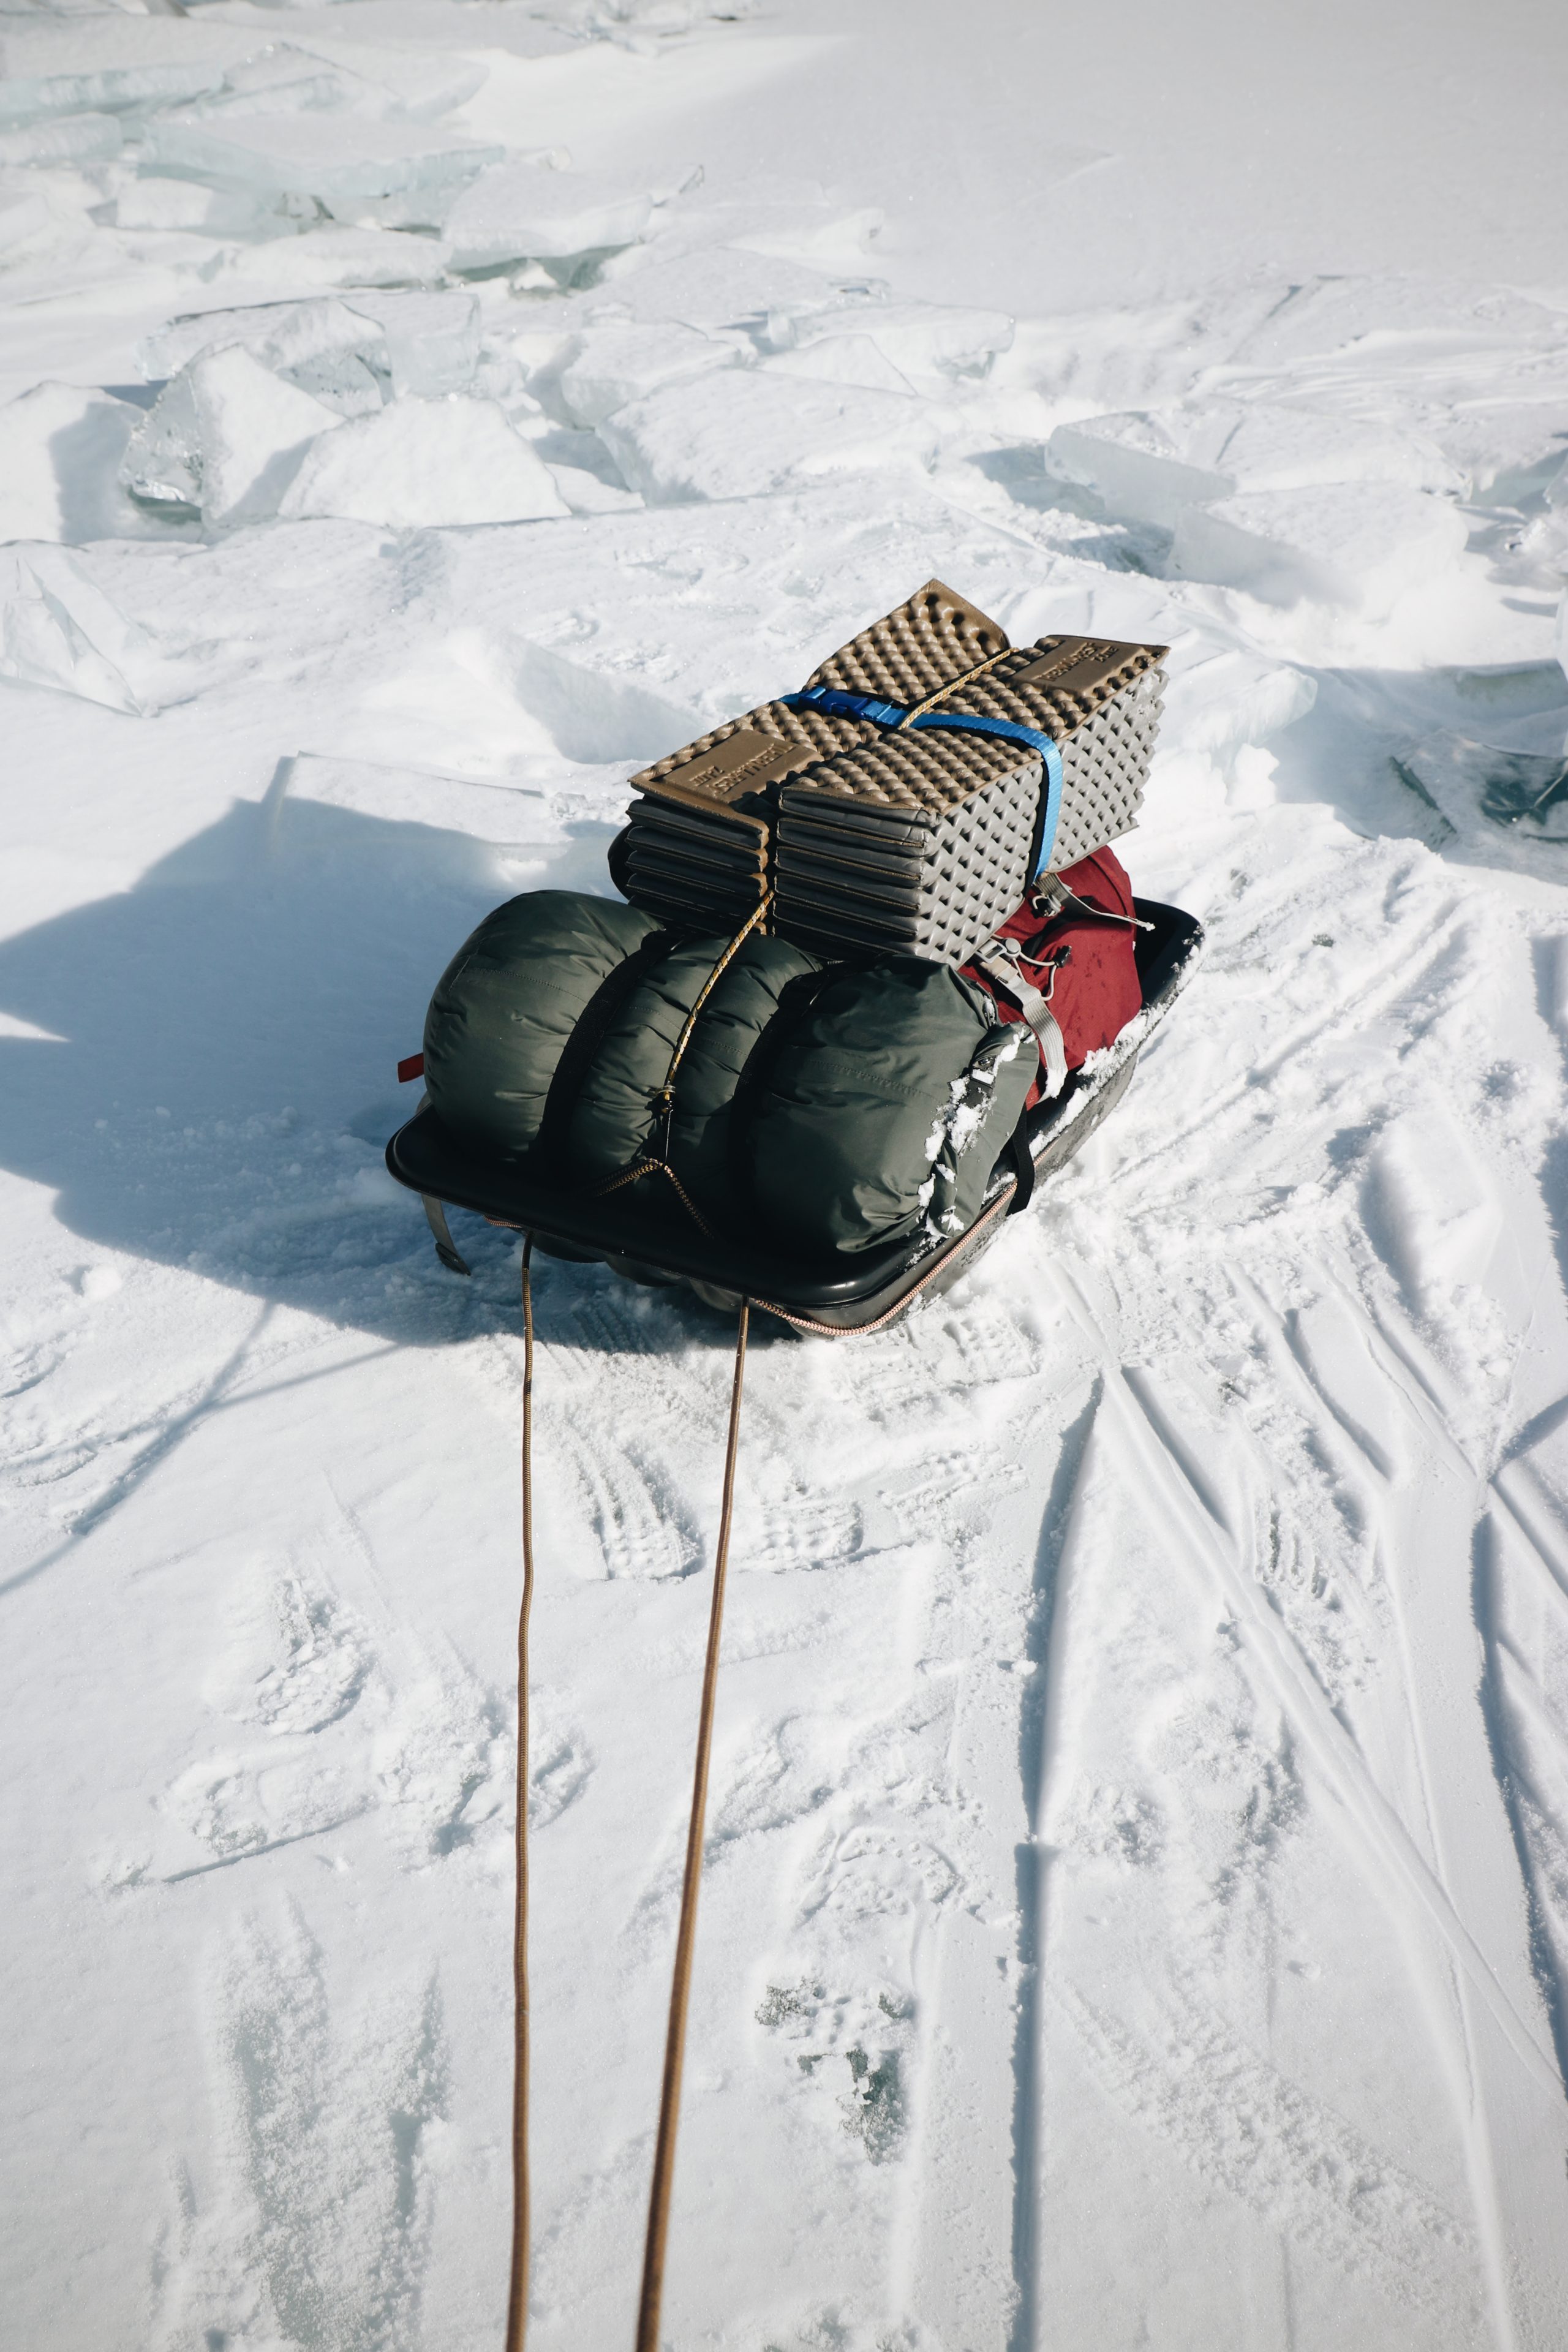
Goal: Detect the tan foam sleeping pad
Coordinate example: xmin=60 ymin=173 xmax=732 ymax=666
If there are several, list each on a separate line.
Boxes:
xmin=619 ymin=578 xmax=1167 ymax=962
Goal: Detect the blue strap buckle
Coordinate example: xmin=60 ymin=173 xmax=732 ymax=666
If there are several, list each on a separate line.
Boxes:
xmin=781 ymin=684 xmax=1064 ymax=875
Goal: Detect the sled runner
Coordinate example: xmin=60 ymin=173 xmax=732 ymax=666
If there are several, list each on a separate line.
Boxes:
xmin=382 ymin=582 xmax=1203 ymax=2351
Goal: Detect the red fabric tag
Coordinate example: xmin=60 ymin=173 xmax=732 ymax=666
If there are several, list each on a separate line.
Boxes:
xmin=398 ymin=1053 xmax=424 ymax=1084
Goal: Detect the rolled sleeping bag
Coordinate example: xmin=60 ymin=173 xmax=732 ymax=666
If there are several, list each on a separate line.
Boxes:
xmin=662 ymin=936 xmax=823 ymax=1218
xmin=562 ymin=933 xmax=825 ymax=1218
xmin=556 ymin=931 xmax=724 ymax=1186
xmin=740 ymin=959 xmax=1037 ymax=1253
xmin=422 ymin=890 xmax=662 ymax=1160
xmin=421 ymin=889 xmax=1036 ymax=1254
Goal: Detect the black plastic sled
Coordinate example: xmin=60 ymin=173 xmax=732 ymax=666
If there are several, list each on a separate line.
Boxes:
xmin=385 ymin=898 xmax=1204 ymax=1336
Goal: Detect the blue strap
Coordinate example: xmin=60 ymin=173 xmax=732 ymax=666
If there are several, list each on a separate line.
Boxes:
xmin=782 ymin=685 xmax=1065 ymax=874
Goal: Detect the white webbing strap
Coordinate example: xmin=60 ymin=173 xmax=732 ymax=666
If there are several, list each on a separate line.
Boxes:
xmin=974 ymin=950 xmax=1069 ymax=1099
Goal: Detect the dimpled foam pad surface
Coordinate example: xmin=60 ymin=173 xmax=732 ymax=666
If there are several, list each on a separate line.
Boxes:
xmin=617 ymin=581 xmax=1166 ymax=961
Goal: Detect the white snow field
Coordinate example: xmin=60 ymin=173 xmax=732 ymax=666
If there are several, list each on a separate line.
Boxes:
xmin=4 ymin=0 xmax=1568 ymax=2346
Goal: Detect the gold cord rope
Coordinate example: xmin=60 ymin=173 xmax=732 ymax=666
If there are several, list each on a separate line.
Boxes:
xmin=634 ymin=1303 xmax=750 ymax=2352
xmin=593 ymin=892 xmax=774 ymax=1238
xmin=897 ymin=642 xmax=1016 ymax=728
xmin=505 ymin=1236 xmax=537 ymax=2352
xmin=663 ymin=890 xmax=774 ymax=1088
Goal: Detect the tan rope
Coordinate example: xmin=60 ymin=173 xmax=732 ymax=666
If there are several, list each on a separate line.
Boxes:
xmin=594 ymin=897 xmax=774 ymax=1240
xmin=505 ymin=1236 xmax=537 ymax=2352
xmin=663 ymin=891 xmax=774 ymax=1084
xmin=594 ymin=1159 xmax=660 ymax=1202
xmin=897 ymin=643 xmax=1015 ymax=728
xmin=635 ymin=1302 xmax=750 ymax=2352
xmin=594 ymin=1154 xmax=722 ymax=1240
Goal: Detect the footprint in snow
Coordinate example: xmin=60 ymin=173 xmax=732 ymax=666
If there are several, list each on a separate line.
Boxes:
xmin=160 ymin=1747 xmax=367 ymax=1869
xmin=148 ymin=1907 xmax=449 ymax=2352
xmin=756 ymin=1977 xmax=915 ymax=2168
xmin=202 ymin=1568 xmax=374 ymax=1738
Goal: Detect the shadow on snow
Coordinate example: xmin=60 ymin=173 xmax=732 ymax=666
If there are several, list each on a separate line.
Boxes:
xmin=0 ymin=790 xmax=746 ymax=1355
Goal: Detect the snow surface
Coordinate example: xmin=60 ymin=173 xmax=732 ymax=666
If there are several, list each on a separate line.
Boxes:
xmin=4 ymin=1 xmax=1568 ymax=2348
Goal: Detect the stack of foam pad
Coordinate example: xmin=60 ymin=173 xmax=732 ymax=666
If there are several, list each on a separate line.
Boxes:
xmin=618 ymin=580 xmax=1166 ymax=966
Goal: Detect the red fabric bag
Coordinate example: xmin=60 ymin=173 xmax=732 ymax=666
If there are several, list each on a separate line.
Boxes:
xmin=961 ymin=845 xmax=1143 ymax=1109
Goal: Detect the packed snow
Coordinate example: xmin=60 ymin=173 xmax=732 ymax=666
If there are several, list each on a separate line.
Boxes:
xmin=3 ymin=1 xmax=1568 ymax=2348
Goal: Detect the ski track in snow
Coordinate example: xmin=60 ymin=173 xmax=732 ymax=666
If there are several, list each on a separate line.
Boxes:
xmin=3 ymin=1 xmax=1568 ymax=2347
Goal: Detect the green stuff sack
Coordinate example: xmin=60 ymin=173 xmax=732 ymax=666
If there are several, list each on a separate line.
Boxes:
xmin=665 ymin=937 xmax=822 ymax=1218
xmin=741 ymin=960 xmax=1036 ymax=1254
xmin=421 ymin=888 xmax=1034 ymax=1257
xmin=567 ymin=933 xmax=821 ymax=1195
xmin=423 ymin=891 xmax=660 ymax=1161
xmin=565 ymin=933 xmax=730 ymax=1185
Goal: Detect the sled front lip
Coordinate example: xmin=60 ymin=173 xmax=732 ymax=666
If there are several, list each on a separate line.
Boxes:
xmin=385 ymin=899 xmax=1204 ymax=1329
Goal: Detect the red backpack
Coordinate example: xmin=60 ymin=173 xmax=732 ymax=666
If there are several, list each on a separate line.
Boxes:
xmin=962 ymin=845 xmax=1144 ymax=1108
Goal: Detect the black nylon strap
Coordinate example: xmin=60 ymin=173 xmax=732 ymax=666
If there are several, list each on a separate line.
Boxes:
xmin=1003 ymin=1110 xmax=1036 ymax=1215
xmin=533 ymin=931 xmax=679 ymax=1174
xmin=422 ymin=1192 xmax=473 ymax=1273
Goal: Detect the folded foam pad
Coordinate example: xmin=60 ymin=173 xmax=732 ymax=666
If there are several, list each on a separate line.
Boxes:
xmin=618 ymin=579 xmax=1166 ymax=963
xmin=777 ymin=641 xmax=1164 ymax=962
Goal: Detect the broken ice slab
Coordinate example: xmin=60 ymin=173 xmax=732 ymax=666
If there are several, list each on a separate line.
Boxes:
xmin=1048 ymin=402 xmax=1463 ymax=532
xmin=0 ymin=546 xmax=173 ymax=714
xmin=0 ymin=112 xmax=121 ymax=167
xmin=777 ymin=302 xmax=1012 ymax=382
xmin=764 ymin=335 xmax=913 ymax=398
xmin=1226 ymin=270 xmax=1566 ymax=371
xmin=113 ymin=175 xmax=281 ymax=237
xmin=1395 ymin=733 xmax=1568 ymax=858
xmin=548 ymin=462 xmax=644 ymax=516
xmin=211 ymin=227 xmax=454 ymax=292
xmin=168 ymin=43 xmax=383 ymax=125
xmin=139 ymin=296 xmax=379 ymax=382
xmin=120 ymin=347 xmax=345 ymax=525
xmin=1401 ymin=735 xmax=1568 ymax=834
xmin=444 ymin=162 xmax=654 ymax=273
xmin=597 ymin=369 xmax=938 ymax=503
xmin=192 ymin=348 xmax=341 ymax=526
xmin=526 ymin=247 xmax=885 ymax=350
xmin=217 ymin=34 xmax=487 ymax=128
xmin=1156 ymin=644 xmax=1317 ymax=769
xmin=137 ymin=292 xmax=477 ymax=404
xmin=120 ymin=374 xmax=202 ymax=509
xmin=325 ymin=290 xmax=479 ymax=399
xmin=1214 ymin=404 xmax=1463 ymax=494
xmin=556 ymin=320 xmax=744 ymax=428
xmin=1169 ymin=485 xmax=1469 ymax=617
xmin=0 ymin=16 xmax=484 ymax=126
xmin=1477 ymin=748 xmax=1568 ymax=829
xmin=137 ymin=298 xmax=394 ymax=417
xmin=535 ymin=0 xmax=761 ymax=41
xmin=0 ymin=383 xmax=149 ymax=544
xmin=140 ymin=116 xmax=503 ymax=231
xmin=1046 ymin=412 xmax=1226 ymax=532
xmin=0 ymin=60 xmax=226 ymax=126
xmin=279 ymin=396 xmax=568 ymax=528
